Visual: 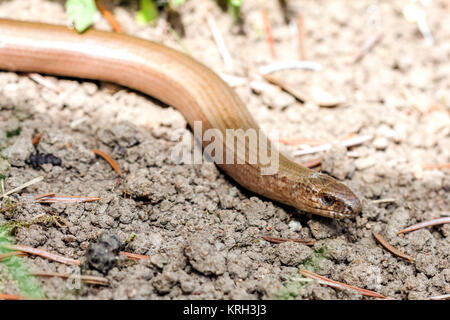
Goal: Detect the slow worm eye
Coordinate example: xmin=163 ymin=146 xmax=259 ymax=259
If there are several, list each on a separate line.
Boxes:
xmin=320 ymin=195 xmax=335 ymax=206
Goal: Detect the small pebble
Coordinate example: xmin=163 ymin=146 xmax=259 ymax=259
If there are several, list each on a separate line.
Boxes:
xmin=373 ymin=137 xmax=389 ymax=150
xmin=288 ymin=220 xmax=302 ymax=232
xmin=85 ymin=232 xmax=124 ymax=274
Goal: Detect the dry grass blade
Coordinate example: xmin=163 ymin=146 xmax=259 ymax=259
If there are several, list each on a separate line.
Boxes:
xmin=263 ymin=73 xmax=344 ymax=107
xmin=34 ymin=193 xmax=56 ymax=200
xmin=279 ymin=138 xmax=325 ymax=146
xmin=398 ymin=217 xmax=450 ymax=234
xmin=1 ymin=176 xmax=44 ymax=199
xmin=0 ymin=251 xmax=27 ymax=261
xmin=2 ymin=244 xmax=80 ymax=266
xmin=91 ymin=149 xmax=123 ymax=177
xmin=27 ymin=73 xmax=61 ymax=92
xmin=119 ymin=251 xmax=150 ymax=261
xmin=95 ymin=0 xmax=122 ymax=33
xmin=353 ymin=31 xmax=383 ymax=63
xmin=219 ymin=73 xmax=247 ymax=87
xmin=340 ymin=134 xmax=374 ymax=148
xmin=372 ymin=198 xmax=396 ymax=204
xmin=262 ymin=8 xmax=277 ymax=59
xmin=372 ymin=231 xmax=413 ymax=262
xmin=293 ymin=135 xmax=372 ymax=157
xmin=259 ymin=61 xmax=322 ymax=74
xmin=37 ymin=195 xmax=101 ymax=203
xmin=31 ymin=132 xmax=43 ymax=145
xmin=32 ymin=272 xmax=108 ymax=285
xmin=261 ymin=236 xmax=316 ymax=246
xmin=297 ymin=14 xmax=306 ymax=60
xmin=422 ymin=163 xmax=450 ymax=170
xmin=300 ymin=157 xmax=322 ymax=168
xmin=429 ymin=293 xmax=450 ymax=300
xmin=300 ymin=269 xmax=386 ymax=298
xmin=206 ymin=14 xmax=232 ymax=69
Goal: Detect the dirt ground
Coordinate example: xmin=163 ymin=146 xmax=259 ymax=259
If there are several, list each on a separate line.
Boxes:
xmin=0 ymin=0 xmax=449 ymax=300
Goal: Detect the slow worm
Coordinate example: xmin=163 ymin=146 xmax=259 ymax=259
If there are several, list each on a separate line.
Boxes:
xmin=0 ymin=19 xmax=361 ymax=219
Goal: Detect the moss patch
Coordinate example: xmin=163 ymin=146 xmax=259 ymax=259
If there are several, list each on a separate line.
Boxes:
xmin=274 ymin=245 xmax=331 ymax=300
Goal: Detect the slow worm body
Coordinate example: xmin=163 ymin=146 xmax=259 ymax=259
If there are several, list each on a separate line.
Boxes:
xmin=0 ymin=19 xmax=361 ymax=219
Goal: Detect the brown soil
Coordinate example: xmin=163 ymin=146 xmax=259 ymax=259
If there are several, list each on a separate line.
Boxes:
xmin=0 ymin=0 xmax=449 ymax=300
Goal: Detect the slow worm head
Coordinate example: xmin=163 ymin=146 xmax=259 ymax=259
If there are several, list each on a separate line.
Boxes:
xmin=0 ymin=19 xmax=362 ymax=219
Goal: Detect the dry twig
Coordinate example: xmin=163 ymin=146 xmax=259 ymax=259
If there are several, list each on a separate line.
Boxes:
xmin=119 ymin=251 xmax=150 ymax=261
xmin=2 ymin=244 xmax=80 ymax=266
xmin=0 ymin=293 xmax=25 ymax=300
xmin=95 ymin=0 xmax=122 ymax=33
xmin=261 ymin=236 xmax=316 ymax=246
xmin=31 ymin=132 xmax=44 ymax=145
xmin=1 ymin=176 xmax=44 ymax=199
xmin=37 ymin=195 xmax=101 ymax=203
xmin=32 ymin=272 xmax=108 ymax=285
xmin=372 ymin=231 xmax=413 ymax=262
xmin=91 ymin=149 xmax=123 ymax=177
xmin=398 ymin=217 xmax=450 ymax=234
xmin=300 ymin=269 xmax=386 ymax=298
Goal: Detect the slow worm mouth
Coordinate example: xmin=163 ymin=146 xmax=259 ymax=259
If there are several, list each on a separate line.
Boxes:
xmin=304 ymin=206 xmax=355 ymax=220
xmin=331 ymin=212 xmax=354 ymax=220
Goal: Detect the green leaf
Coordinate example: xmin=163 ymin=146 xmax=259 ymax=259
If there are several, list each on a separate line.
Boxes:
xmin=228 ymin=0 xmax=243 ymax=7
xmin=171 ymin=0 xmax=186 ymax=5
xmin=227 ymin=0 xmax=243 ymax=19
xmin=65 ymin=0 xmax=97 ymax=33
xmin=136 ymin=0 xmax=159 ymax=25
xmin=0 ymin=225 xmax=45 ymax=299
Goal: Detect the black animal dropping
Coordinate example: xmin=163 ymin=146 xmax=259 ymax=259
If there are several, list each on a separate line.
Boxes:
xmin=27 ymin=152 xmax=62 ymax=169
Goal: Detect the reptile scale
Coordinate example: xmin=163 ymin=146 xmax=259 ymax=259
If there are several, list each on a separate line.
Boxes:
xmin=0 ymin=19 xmax=362 ymax=219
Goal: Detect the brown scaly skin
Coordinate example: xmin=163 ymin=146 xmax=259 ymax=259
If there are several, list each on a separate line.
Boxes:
xmin=0 ymin=19 xmax=362 ymax=219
